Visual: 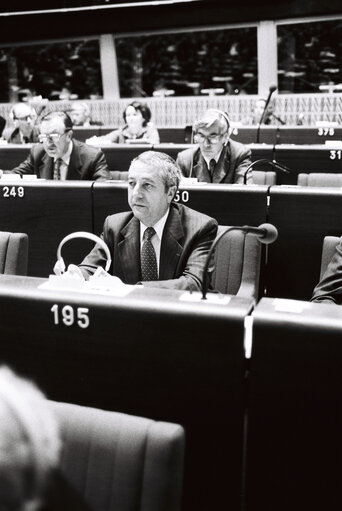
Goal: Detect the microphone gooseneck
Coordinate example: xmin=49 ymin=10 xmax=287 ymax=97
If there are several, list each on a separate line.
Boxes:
xmin=201 ymin=223 xmax=278 ymax=300
xmin=256 ymin=84 xmax=277 ymax=143
xmin=243 ymin=158 xmax=291 ymax=184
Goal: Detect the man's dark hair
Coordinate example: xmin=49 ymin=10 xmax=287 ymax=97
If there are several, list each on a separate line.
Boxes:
xmin=40 ymin=111 xmax=73 ymax=130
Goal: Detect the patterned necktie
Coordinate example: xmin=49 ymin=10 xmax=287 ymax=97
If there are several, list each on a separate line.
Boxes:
xmin=209 ymin=158 xmax=216 ymax=182
xmin=53 ymin=158 xmax=62 ymax=180
xmin=141 ymin=227 xmax=158 ymax=281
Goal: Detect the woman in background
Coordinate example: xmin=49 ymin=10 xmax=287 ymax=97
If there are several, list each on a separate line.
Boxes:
xmin=87 ymin=101 xmax=160 ymax=145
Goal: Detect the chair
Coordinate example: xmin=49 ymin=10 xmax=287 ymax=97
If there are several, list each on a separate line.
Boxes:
xmin=212 ymin=225 xmax=262 ymax=300
xmin=252 ymin=170 xmax=277 ymax=185
xmin=319 ymin=235 xmax=340 ymax=279
xmin=297 ymin=173 xmax=342 ymax=187
xmin=49 ymin=400 xmax=185 ymax=511
xmin=109 ymin=170 xmax=129 ymax=180
xmin=0 ymin=231 xmax=28 ymax=275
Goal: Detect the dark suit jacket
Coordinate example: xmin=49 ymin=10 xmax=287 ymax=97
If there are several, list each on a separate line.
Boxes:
xmin=12 ymin=138 xmax=109 ymax=181
xmin=79 ymin=202 xmax=218 ymax=291
xmin=4 ymin=126 xmax=40 ymax=144
xmin=176 ymin=139 xmax=253 ymax=184
xmin=311 ymin=237 xmax=342 ymax=304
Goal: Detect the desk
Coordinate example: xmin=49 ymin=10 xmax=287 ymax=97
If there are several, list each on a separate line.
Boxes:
xmin=0 ymin=274 xmax=253 ymax=511
xmin=275 ymin=144 xmax=342 ymax=184
xmin=0 ymin=144 xmax=30 ymax=168
xmin=267 ymin=186 xmax=342 ymax=300
xmin=0 ymin=180 xmax=93 ymax=277
xmin=245 ymin=297 xmax=342 ymax=511
xmin=92 ymin=182 xmax=269 ymax=234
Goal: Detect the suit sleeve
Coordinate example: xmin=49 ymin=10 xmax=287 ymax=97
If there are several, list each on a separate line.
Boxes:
xmin=92 ymin=148 xmax=110 ymax=181
xmin=143 ymin=218 xmax=218 ymax=291
xmin=233 ymin=145 xmax=253 ymax=184
xmin=11 ymin=147 xmax=35 ymax=175
xmin=176 ymin=152 xmax=190 ymax=178
xmin=311 ymin=238 xmax=342 ymax=304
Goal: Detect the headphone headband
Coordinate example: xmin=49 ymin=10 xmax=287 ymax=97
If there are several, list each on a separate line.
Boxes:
xmin=210 ymin=109 xmax=231 ymax=133
xmin=57 ymin=231 xmax=111 ymax=273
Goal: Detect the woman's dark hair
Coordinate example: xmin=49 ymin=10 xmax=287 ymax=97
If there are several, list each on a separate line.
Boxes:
xmin=123 ymin=101 xmax=151 ymax=127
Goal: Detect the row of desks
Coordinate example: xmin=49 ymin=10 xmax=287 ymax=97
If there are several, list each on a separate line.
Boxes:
xmin=1 ymin=142 xmax=342 ymax=185
xmin=74 ymin=125 xmax=342 ymax=145
xmin=0 ymin=274 xmax=339 ymax=511
xmin=0 ymin=180 xmax=341 ymax=301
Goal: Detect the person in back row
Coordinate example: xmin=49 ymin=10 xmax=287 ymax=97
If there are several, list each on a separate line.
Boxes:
xmin=2 ymin=102 xmax=40 ymax=144
xmin=10 ymin=111 xmax=109 ymax=181
xmin=311 ymin=237 xmax=342 ymax=304
xmin=176 ymin=109 xmax=253 ymax=184
xmin=86 ymin=101 xmax=160 ymax=146
xmin=69 ymin=102 xmax=102 ymax=127
xmin=70 ymin=151 xmax=218 ymax=291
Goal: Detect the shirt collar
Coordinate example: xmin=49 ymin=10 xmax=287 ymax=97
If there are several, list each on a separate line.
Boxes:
xmin=54 ymin=140 xmax=73 ymax=165
xmin=202 ymin=145 xmax=225 ymax=169
xmin=140 ymin=208 xmax=170 ymax=243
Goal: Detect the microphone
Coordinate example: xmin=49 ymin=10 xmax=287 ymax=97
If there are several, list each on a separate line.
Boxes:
xmin=256 ymin=84 xmax=277 ymax=143
xmin=243 ymin=158 xmax=291 ymax=185
xmin=201 ymin=223 xmax=278 ymax=300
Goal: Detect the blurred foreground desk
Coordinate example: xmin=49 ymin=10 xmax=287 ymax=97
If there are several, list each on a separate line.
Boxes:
xmin=0 ymin=180 xmax=93 ymax=277
xmin=245 ymin=297 xmax=342 ymax=511
xmin=0 ymin=274 xmax=254 ymax=511
xmin=93 ymin=181 xmax=269 ymax=233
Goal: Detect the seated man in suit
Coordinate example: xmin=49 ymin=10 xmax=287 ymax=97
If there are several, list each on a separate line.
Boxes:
xmin=76 ymin=151 xmax=218 ymax=291
xmin=311 ymin=238 xmax=342 ymax=304
xmin=176 ymin=109 xmax=253 ymax=184
xmin=2 ymin=102 xmax=40 ymax=144
xmin=69 ymin=102 xmax=102 ymax=127
xmin=11 ymin=111 xmax=109 ymax=181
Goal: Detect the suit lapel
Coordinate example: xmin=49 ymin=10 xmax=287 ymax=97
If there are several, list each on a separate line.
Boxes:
xmin=159 ymin=206 xmax=184 ymax=280
xmin=66 ymin=141 xmax=82 ymax=180
xmin=118 ymin=217 xmax=141 ymax=283
xmin=39 ymin=152 xmax=54 ymax=179
xmin=212 ymin=145 xmax=230 ymax=183
xmin=193 ymin=150 xmax=212 ymax=182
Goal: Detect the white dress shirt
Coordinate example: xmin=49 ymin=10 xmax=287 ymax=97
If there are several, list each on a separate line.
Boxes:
xmin=139 ymin=208 xmax=170 ymax=275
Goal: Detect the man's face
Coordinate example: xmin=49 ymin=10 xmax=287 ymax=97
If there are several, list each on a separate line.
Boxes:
xmin=39 ymin=117 xmax=72 ymax=158
xmin=195 ymin=121 xmax=226 ymax=160
xmin=70 ymin=106 xmax=87 ymax=126
xmin=128 ymin=161 xmax=175 ymax=227
xmin=13 ymin=104 xmax=34 ymax=136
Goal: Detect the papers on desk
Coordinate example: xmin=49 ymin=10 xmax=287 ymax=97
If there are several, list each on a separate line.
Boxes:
xmin=39 ymin=273 xmax=134 ymax=297
xmin=273 ymin=298 xmax=310 ymax=314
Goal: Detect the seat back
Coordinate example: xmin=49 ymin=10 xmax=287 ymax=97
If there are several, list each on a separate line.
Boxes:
xmin=49 ymin=401 xmax=185 ymax=511
xmin=109 ymin=170 xmax=129 ymax=180
xmin=320 ymin=235 xmax=340 ymax=279
xmin=0 ymin=231 xmax=28 ymax=275
xmin=212 ymin=225 xmax=262 ymax=300
xmin=297 ymin=173 xmax=342 ymax=187
xmin=252 ymin=170 xmax=277 ymax=185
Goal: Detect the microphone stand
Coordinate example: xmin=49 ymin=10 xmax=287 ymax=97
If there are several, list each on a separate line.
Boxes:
xmin=243 ymin=159 xmax=290 ymax=184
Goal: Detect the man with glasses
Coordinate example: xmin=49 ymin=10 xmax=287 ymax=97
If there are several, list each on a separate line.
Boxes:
xmin=176 ymin=109 xmax=253 ymax=184
xmin=3 ymin=103 xmax=39 ymax=144
xmin=11 ymin=111 xmax=109 ymax=180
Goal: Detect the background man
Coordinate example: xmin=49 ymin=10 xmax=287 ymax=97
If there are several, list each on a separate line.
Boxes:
xmin=11 ymin=111 xmax=109 ymax=180
xmin=3 ymin=102 xmax=39 ymax=144
xmin=176 ymin=109 xmax=253 ymax=184
xmin=311 ymin=238 xmax=342 ymax=304
xmin=69 ymin=102 xmax=99 ymax=127
xmin=77 ymin=151 xmax=218 ymax=290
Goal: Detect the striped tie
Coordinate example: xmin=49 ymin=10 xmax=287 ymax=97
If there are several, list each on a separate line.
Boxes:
xmin=141 ymin=227 xmax=158 ymax=281
xmin=53 ymin=158 xmax=62 ymax=180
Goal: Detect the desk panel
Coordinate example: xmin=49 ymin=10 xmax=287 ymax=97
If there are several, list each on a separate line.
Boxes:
xmin=275 ymin=144 xmax=342 ymax=184
xmin=245 ymin=298 xmax=342 ymax=511
xmin=92 ymin=182 xmax=269 ymax=234
xmin=0 ymin=144 xmax=30 ymax=169
xmin=267 ymin=187 xmax=342 ymax=300
xmin=0 ymin=274 xmax=253 ymax=511
xmin=100 ymin=143 xmax=153 ymax=171
xmin=276 ymin=125 xmax=342 ymax=144
xmin=0 ymin=181 xmax=93 ymax=277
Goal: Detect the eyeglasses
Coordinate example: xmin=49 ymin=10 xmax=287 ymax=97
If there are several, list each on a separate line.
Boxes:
xmin=14 ymin=115 xmax=32 ymax=122
xmin=38 ymin=131 xmax=68 ymax=144
xmin=194 ymin=132 xmax=224 ymax=144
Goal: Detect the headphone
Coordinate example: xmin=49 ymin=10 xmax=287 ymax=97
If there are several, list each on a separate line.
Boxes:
xmin=210 ymin=109 xmax=233 ymax=143
xmin=56 ymin=231 xmax=112 ymax=274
